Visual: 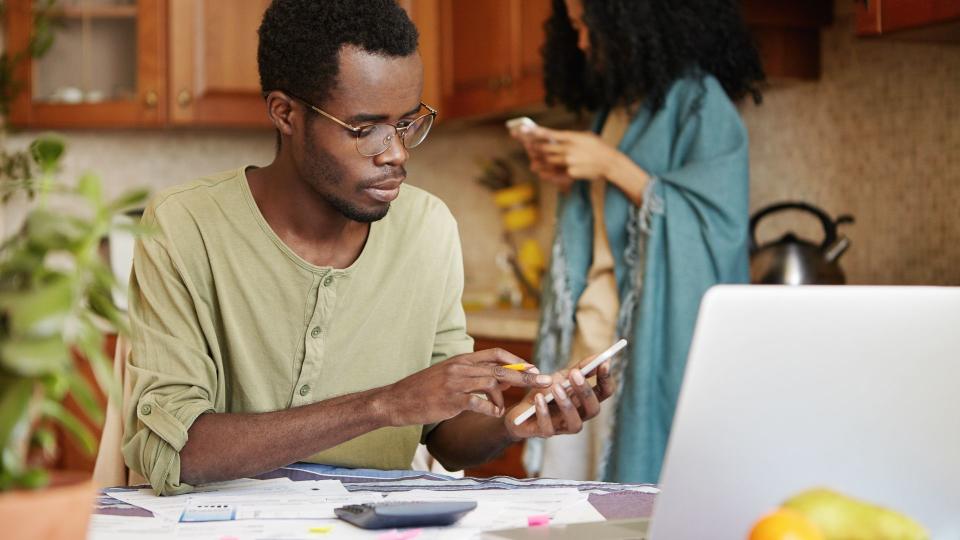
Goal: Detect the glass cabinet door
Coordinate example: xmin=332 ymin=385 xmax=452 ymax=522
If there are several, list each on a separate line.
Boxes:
xmin=8 ymin=0 xmax=165 ymax=128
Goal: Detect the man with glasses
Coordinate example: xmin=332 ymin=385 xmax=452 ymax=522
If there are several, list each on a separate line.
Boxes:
xmin=123 ymin=0 xmax=614 ymax=496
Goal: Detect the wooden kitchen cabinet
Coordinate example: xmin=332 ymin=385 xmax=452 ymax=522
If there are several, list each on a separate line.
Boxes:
xmin=405 ymin=0 xmax=552 ymax=120
xmin=855 ymin=0 xmax=960 ymax=37
xmin=6 ymin=0 xmax=167 ymax=128
xmin=741 ymin=0 xmax=833 ymax=81
xmin=168 ymin=0 xmax=271 ymax=126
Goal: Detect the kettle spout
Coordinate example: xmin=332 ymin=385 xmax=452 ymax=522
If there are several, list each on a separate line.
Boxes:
xmin=824 ymin=236 xmax=850 ymax=263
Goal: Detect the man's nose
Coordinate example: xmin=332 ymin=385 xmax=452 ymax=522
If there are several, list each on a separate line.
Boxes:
xmin=374 ymin=130 xmax=409 ymax=167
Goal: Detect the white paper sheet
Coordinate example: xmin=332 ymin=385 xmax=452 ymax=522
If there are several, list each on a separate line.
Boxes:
xmin=99 ymin=482 xmax=607 ymax=539
xmin=107 ymin=478 xmax=372 ymax=521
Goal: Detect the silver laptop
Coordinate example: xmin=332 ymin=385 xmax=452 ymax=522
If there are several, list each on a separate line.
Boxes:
xmin=488 ymin=286 xmax=960 ymax=539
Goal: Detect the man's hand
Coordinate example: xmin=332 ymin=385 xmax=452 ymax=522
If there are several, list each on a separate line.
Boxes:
xmin=504 ymin=354 xmax=616 ymax=439
xmin=385 ymin=348 xmax=553 ymax=427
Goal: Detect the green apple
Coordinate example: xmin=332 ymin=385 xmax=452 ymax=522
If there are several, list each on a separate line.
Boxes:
xmin=783 ymin=488 xmax=928 ymax=540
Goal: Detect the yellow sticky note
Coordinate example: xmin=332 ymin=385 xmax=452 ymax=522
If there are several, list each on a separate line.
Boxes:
xmin=309 ymin=526 xmax=333 ymax=534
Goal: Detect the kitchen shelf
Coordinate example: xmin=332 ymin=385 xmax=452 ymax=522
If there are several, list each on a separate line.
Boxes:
xmin=50 ymin=4 xmax=138 ymax=19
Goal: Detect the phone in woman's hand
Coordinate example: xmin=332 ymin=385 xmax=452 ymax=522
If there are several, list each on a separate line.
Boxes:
xmin=506 ymin=116 xmax=537 ymax=136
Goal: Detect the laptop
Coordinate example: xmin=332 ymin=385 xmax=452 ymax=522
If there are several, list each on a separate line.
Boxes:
xmin=487 ymin=286 xmax=960 ymax=539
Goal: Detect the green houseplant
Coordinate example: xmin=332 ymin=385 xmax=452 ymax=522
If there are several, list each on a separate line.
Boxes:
xmin=0 ymin=134 xmax=148 ymax=537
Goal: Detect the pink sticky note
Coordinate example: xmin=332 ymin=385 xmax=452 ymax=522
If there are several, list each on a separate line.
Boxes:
xmin=377 ymin=530 xmax=422 ymax=540
xmin=527 ymin=514 xmax=551 ymax=527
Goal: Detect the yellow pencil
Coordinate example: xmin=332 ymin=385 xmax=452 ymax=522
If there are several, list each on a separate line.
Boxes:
xmin=502 ymin=363 xmax=531 ymax=371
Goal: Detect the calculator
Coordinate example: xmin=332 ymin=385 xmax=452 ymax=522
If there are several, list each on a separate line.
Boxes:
xmin=334 ymin=500 xmax=477 ymax=529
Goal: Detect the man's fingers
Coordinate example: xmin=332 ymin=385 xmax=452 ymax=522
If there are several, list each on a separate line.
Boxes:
xmin=596 ymin=361 xmax=615 ymax=401
xmin=472 ymin=348 xmax=525 ymax=366
xmin=553 ymin=383 xmax=583 ymax=434
xmin=534 ymin=393 xmax=555 ymax=436
xmin=487 ymin=365 xmax=552 ymax=388
xmin=465 ymin=394 xmax=502 ymax=417
xmin=484 ymin=386 xmax=505 ymax=412
xmin=457 ymin=375 xmax=507 ymax=411
xmin=543 ymin=153 xmax=568 ymax=167
xmin=570 ymin=369 xmax=600 ymax=418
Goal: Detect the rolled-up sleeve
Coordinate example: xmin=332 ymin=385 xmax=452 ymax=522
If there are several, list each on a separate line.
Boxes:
xmin=121 ymin=206 xmax=217 ymax=495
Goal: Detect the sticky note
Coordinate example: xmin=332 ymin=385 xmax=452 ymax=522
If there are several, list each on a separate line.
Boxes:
xmin=377 ymin=529 xmax=423 ymax=540
xmin=309 ymin=526 xmax=333 ymax=534
xmin=527 ymin=514 xmax=551 ymax=527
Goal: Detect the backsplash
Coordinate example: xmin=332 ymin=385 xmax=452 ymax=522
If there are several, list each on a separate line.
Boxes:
xmin=1 ymin=121 xmax=553 ymax=294
xmin=4 ymin=3 xmax=958 ymax=289
xmin=742 ymin=5 xmax=960 ymax=285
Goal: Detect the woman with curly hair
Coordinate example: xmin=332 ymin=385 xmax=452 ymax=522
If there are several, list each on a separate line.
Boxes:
xmin=514 ymin=0 xmax=764 ymax=483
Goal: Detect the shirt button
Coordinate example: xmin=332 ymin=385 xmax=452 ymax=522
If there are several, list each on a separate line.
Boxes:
xmin=310 ymin=326 xmax=321 ymax=338
xmin=299 ymin=384 xmax=311 ymax=396
xmin=140 ymin=404 xmax=152 ymax=416
xmin=323 ymin=275 xmax=334 ymax=287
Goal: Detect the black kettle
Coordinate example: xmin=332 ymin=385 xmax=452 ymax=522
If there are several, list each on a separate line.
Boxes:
xmin=749 ymin=202 xmax=854 ymax=285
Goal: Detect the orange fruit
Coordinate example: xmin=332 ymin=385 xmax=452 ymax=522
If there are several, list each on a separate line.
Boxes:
xmin=749 ymin=508 xmax=825 ymax=540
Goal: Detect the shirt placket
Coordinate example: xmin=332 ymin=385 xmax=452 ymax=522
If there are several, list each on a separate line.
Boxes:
xmin=292 ymin=270 xmax=338 ymax=406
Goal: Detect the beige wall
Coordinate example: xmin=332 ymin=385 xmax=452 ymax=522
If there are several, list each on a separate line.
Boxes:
xmin=4 ymin=2 xmax=958 ymax=290
xmin=743 ymin=6 xmax=960 ymax=285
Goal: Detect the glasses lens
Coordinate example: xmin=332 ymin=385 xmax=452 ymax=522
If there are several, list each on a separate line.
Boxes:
xmin=356 ymin=124 xmax=395 ymax=157
xmin=402 ymin=114 xmax=434 ymax=149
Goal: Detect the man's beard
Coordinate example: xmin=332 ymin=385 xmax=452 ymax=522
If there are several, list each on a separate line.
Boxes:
xmin=302 ymin=130 xmax=401 ymax=223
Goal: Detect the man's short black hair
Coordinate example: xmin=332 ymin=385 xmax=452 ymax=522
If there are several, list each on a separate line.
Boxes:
xmin=258 ymin=0 xmax=419 ymax=107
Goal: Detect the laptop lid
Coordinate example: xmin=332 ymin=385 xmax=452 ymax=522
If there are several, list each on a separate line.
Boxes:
xmin=649 ymin=286 xmax=960 ymax=539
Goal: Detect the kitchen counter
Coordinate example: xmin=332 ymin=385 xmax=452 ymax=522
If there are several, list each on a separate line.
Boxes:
xmin=465 ymin=307 xmax=539 ymax=342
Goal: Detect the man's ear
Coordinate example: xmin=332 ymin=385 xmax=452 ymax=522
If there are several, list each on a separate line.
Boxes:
xmin=265 ymin=90 xmax=297 ymax=137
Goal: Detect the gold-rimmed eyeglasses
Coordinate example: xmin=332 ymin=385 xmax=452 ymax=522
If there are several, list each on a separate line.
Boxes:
xmin=284 ymin=91 xmax=437 ymax=157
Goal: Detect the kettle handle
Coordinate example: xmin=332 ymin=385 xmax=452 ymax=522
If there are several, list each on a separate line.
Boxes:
xmin=750 ymin=201 xmax=844 ymax=251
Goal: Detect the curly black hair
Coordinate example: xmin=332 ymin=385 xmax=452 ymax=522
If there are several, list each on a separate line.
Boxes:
xmin=543 ymin=0 xmax=765 ymax=113
xmin=258 ymin=0 xmax=419 ymax=106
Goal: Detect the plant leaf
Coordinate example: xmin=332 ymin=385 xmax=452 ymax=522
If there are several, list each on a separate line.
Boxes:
xmin=31 ymin=426 xmax=56 ymax=460
xmin=40 ymin=399 xmax=95 ymax=456
xmin=76 ymin=172 xmax=103 ymax=205
xmin=28 ymin=135 xmax=65 ymax=174
xmin=105 ymin=188 xmax=149 ymax=214
xmin=24 ymin=209 xmax=90 ymax=252
xmin=0 ymin=336 xmax=70 ymax=377
xmin=0 ymin=276 xmax=73 ymax=337
xmin=76 ymin=318 xmax=120 ymax=405
xmin=66 ymin=371 xmax=104 ymax=426
xmin=16 ymin=467 xmax=49 ymax=490
xmin=0 ymin=377 xmax=33 ymax=461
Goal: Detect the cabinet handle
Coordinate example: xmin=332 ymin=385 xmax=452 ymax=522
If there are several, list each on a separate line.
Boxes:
xmin=488 ymin=77 xmax=502 ymax=91
xmin=144 ymin=90 xmax=159 ymax=108
xmin=500 ymin=74 xmax=513 ymax=87
xmin=177 ymin=89 xmax=193 ymax=108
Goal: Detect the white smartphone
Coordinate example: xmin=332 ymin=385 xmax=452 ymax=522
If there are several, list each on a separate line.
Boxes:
xmin=512 ymin=338 xmax=628 ymax=426
xmin=505 ymin=116 xmax=537 ymax=134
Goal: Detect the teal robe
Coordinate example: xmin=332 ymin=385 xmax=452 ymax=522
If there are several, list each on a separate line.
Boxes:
xmin=532 ymin=73 xmax=750 ymax=483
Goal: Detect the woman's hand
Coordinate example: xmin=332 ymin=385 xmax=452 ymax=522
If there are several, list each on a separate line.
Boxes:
xmin=534 ymin=127 xmax=619 ymax=183
xmin=511 ymin=126 xmax=649 ymax=204
xmin=503 ymin=354 xmax=616 ymax=440
xmin=512 ymin=133 xmax=575 ymax=191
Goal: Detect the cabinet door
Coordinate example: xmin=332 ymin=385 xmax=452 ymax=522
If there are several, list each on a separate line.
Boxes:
xmin=855 ymin=0 xmax=960 ymax=36
xmin=513 ymin=0 xmax=550 ymax=109
xmin=6 ymin=0 xmax=166 ymax=128
xmin=440 ymin=0 xmax=516 ymax=118
xmin=168 ymin=0 xmax=271 ymax=126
